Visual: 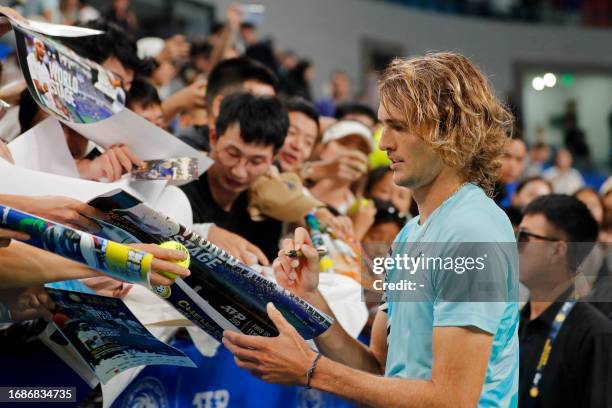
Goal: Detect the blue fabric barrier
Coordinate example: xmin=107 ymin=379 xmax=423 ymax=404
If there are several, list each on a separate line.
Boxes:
xmin=113 ymin=337 xmax=356 ymax=408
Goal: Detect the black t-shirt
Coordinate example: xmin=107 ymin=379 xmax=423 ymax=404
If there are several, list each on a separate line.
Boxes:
xmin=518 ymin=297 xmax=612 ymax=408
xmin=588 ymin=261 xmax=612 ymax=321
xmin=177 ymin=125 xmax=210 ymax=153
xmin=180 ymin=171 xmax=282 ymax=262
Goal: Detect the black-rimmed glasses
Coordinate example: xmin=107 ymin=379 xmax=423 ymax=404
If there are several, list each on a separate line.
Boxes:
xmin=516 ymin=229 xmax=560 ymax=243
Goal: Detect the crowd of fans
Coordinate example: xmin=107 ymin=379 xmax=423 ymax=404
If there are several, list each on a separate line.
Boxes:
xmin=0 ymin=1 xmax=610 ymax=407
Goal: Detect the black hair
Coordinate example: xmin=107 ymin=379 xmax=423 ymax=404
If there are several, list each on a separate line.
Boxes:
xmin=365 ymin=166 xmax=392 ymax=197
xmin=284 ymin=60 xmax=312 ymax=101
xmin=334 ymin=102 xmax=377 ymax=125
xmin=532 ymin=141 xmax=549 ymax=149
xmin=515 ymin=176 xmax=552 ymax=195
xmin=210 ymin=21 xmax=225 ymax=36
xmin=190 ymin=40 xmax=213 ymax=59
xmin=126 ymin=77 xmax=161 ymax=109
xmin=503 ymin=206 xmax=523 ymax=228
xmin=240 ymin=22 xmax=256 ymax=31
xmin=63 ymin=19 xmax=152 ymax=76
xmin=18 ymin=89 xmax=41 ymax=133
xmin=524 ymin=194 xmax=598 ymax=271
xmin=206 ymin=57 xmax=278 ymax=108
xmin=372 ymin=199 xmax=406 ymax=229
xmin=284 ymin=97 xmax=319 ymax=134
xmin=215 ymin=93 xmax=288 ymax=153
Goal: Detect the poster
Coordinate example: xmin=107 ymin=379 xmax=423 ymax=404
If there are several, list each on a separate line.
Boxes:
xmin=8 ymin=22 xmax=211 ymax=179
xmin=48 ymin=289 xmax=195 ymax=384
xmin=88 ymin=189 xmax=334 ymax=342
xmin=15 ymin=26 xmax=123 ymax=124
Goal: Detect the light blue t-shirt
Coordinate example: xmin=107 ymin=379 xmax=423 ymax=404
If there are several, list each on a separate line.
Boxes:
xmin=384 ymin=183 xmax=519 ymax=407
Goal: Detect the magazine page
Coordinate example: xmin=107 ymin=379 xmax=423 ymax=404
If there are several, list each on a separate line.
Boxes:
xmin=0 ymin=157 xmax=168 ymax=206
xmin=0 ymin=14 xmax=104 ymax=37
xmin=14 ymin=26 xmax=122 ymax=124
xmin=38 ymin=323 xmax=100 ymax=389
xmin=65 ymin=109 xmax=212 ymax=181
xmin=100 ymin=326 xmax=178 ymax=408
xmin=87 ymin=189 xmax=334 ymax=341
xmin=8 ymin=116 xmax=80 ymax=178
xmin=47 ymin=289 xmax=195 ymax=384
xmin=10 ymin=25 xmax=211 ymax=180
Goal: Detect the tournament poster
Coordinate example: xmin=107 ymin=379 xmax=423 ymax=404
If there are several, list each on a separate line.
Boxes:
xmin=14 ymin=26 xmax=124 ymax=124
xmin=48 ymin=289 xmax=195 ymax=384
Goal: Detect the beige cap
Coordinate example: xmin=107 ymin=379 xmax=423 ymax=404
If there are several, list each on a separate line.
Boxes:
xmin=321 ymin=120 xmax=374 ymax=152
xmin=248 ymin=172 xmax=323 ymax=222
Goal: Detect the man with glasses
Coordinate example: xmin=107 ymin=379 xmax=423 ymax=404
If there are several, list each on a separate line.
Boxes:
xmin=517 ymin=194 xmax=612 ymax=408
xmin=180 ymin=92 xmax=288 ymax=264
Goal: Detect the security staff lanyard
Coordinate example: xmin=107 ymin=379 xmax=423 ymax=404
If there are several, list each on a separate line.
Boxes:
xmin=527 ymin=299 xmax=577 ymax=405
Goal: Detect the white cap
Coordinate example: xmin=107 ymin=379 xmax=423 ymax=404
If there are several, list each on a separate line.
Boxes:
xmin=321 ymin=120 xmax=374 ymax=152
xmin=137 ymin=37 xmax=165 ymax=59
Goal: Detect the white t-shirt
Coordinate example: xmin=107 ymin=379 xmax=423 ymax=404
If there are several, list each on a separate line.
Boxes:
xmin=543 ymin=166 xmax=585 ymax=195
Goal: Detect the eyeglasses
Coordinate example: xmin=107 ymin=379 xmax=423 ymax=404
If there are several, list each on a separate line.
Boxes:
xmin=215 ymin=144 xmax=269 ymax=172
xmin=516 ymin=229 xmax=560 ymax=243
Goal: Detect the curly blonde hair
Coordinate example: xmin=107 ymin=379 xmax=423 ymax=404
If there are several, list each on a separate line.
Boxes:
xmin=379 ymin=52 xmax=513 ymax=196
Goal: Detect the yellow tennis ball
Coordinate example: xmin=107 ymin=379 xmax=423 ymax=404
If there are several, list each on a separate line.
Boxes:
xmin=348 ymin=198 xmax=372 ymax=216
xmin=158 ymin=241 xmax=191 ymax=279
xmin=368 ymin=127 xmax=391 ymax=169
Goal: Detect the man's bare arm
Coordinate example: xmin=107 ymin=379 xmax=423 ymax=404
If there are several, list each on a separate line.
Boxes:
xmin=310 ymin=326 xmax=493 ymax=408
xmin=306 ymin=289 xmax=386 ymax=374
xmin=0 ymin=241 xmax=99 ymax=289
xmin=274 ymin=228 xmax=387 ymax=374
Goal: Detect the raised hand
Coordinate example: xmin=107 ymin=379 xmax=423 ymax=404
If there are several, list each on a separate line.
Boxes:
xmin=273 ymin=227 xmax=320 ymax=300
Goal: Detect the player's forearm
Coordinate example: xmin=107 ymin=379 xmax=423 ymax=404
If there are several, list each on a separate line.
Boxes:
xmin=307 ymin=290 xmax=383 ymax=374
xmin=0 ymin=241 xmax=98 ymax=288
xmin=311 ymin=357 xmax=451 ymax=408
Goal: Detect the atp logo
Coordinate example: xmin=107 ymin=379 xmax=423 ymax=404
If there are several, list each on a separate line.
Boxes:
xmin=219 ymin=305 xmax=246 ymax=321
xmin=192 ymin=389 xmax=229 ymax=408
xmin=121 ymin=377 xmax=169 ymax=408
xmin=297 ymin=388 xmax=324 ymax=408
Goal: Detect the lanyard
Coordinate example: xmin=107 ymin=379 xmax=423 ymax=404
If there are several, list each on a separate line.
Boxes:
xmin=527 ymin=300 xmax=577 ymax=404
